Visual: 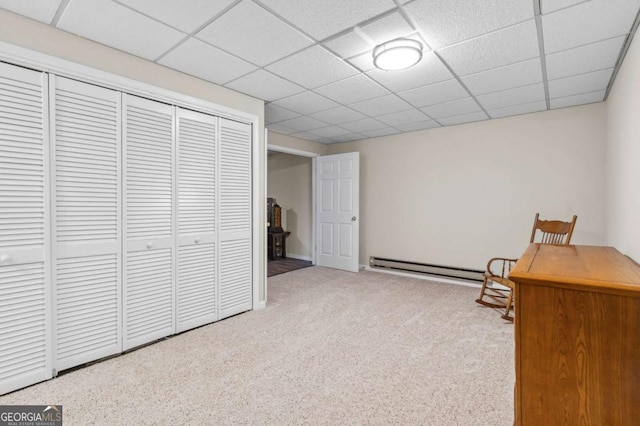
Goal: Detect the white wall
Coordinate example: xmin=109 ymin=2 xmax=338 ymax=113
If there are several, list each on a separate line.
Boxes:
xmin=606 ymin=31 xmax=640 ymax=262
xmin=267 ymin=153 xmax=313 ymax=259
xmin=0 ymin=10 xmax=269 ymax=301
xmin=328 ymin=105 xmax=607 ymax=269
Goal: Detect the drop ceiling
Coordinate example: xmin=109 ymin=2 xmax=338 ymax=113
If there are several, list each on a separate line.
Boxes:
xmin=1 ymin=0 xmax=639 ymax=144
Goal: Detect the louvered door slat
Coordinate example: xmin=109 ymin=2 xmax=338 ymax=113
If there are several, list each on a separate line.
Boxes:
xmin=123 ymin=95 xmax=174 ymax=350
xmin=218 ymin=118 xmax=252 ymax=319
xmin=0 ymin=62 xmax=50 ymax=395
xmin=176 ymin=108 xmax=217 ymax=332
xmin=52 ymin=76 xmax=121 ymax=372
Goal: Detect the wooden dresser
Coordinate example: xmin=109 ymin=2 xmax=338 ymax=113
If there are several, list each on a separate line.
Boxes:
xmin=509 ymin=244 xmax=640 ymax=425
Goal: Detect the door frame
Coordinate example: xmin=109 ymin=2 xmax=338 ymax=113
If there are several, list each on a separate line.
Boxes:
xmin=265 ymin=139 xmax=321 ymax=302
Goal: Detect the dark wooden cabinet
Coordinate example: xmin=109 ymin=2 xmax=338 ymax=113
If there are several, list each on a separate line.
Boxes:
xmin=509 ymin=244 xmax=640 ymax=425
xmin=268 ymin=231 xmax=290 ymax=260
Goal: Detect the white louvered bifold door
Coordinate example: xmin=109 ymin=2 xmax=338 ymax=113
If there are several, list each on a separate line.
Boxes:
xmin=218 ymin=118 xmax=252 ymax=319
xmin=123 ymin=95 xmax=174 ymax=350
xmin=0 ymin=62 xmax=51 ymax=395
xmin=50 ymin=76 xmax=121 ymax=372
xmin=176 ymin=108 xmax=217 ymax=332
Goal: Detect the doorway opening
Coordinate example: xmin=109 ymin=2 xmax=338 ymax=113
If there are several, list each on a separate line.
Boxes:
xmin=266 ymin=143 xmax=318 ymax=279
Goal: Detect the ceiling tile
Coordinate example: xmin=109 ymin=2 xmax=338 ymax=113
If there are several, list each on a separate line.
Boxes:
xmin=323 ymin=31 xmax=371 ymax=58
xmin=543 ymin=0 xmax=640 ymax=54
xmin=476 ymin=83 xmax=546 ymax=110
xmin=308 ymin=106 xmax=367 ymax=124
xmin=438 ymin=19 xmax=539 ymax=76
xmin=349 ymin=94 xmax=413 ymax=116
xmin=197 ymin=1 xmax=312 ymax=67
xmin=487 ymin=100 xmax=547 ymax=119
xmin=266 ymin=45 xmax=359 ymax=89
xmin=359 ymin=11 xmax=414 ymax=44
xmin=257 ymin=0 xmax=396 ymax=40
xmin=421 ymin=98 xmax=481 ymax=119
xmin=116 ymin=0 xmax=236 ymax=33
xmin=376 ymin=108 xmax=431 ymax=126
xmin=395 ymin=120 xmax=441 ymax=132
xmin=405 ymin=0 xmax=534 ymax=49
xmin=0 ymin=0 xmax=62 ymax=24
xmin=550 ymin=90 xmax=606 ymax=109
xmin=329 ymin=133 xmax=367 ymax=143
xmin=267 ymin=123 xmax=297 ymax=134
xmin=159 ymin=38 xmax=257 ymax=85
xmin=398 ymin=79 xmax=468 ymax=108
xmin=278 ymin=115 xmax=329 ymax=131
xmin=291 ymin=131 xmax=329 ymax=142
xmin=461 ymin=58 xmax=543 ymax=96
xmin=546 ymin=36 xmax=626 ymax=80
xmin=339 ymin=118 xmax=387 ymax=132
xmin=366 ymin=52 xmax=453 ymax=92
xmin=541 ymin=0 xmax=586 ymax=14
xmin=315 ymin=74 xmax=389 ymax=104
xmin=309 ymin=126 xmax=352 ymax=138
xmin=266 ymin=104 xmax=300 ymax=123
xmin=438 ymin=111 xmax=489 ymax=126
xmin=548 ymin=68 xmax=613 ymax=98
xmin=361 ymin=127 xmax=402 ymax=138
xmin=225 ymin=69 xmax=305 ymax=101
xmin=348 ymin=52 xmax=376 ymax=72
xmin=272 ymin=91 xmax=339 ymax=115
xmin=58 ymin=0 xmax=186 ymax=60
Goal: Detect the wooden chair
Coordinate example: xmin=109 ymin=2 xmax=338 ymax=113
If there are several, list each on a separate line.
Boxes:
xmin=475 ymin=213 xmax=577 ymax=321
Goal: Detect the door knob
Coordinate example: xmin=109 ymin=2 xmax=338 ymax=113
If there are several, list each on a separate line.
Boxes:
xmin=195 ymin=238 xmax=201 ymax=244
xmin=352 ymin=216 xmax=357 ymax=222
xmin=0 ymin=254 xmax=9 ymax=263
xmin=146 ymin=242 xmax=153 ymax=249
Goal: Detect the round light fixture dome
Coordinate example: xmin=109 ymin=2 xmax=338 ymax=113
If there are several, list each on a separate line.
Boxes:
xmin=373 ymin=38 xmax=423 ymax=71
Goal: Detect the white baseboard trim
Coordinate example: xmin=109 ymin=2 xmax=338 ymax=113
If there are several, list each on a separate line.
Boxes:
xmin=255 ymin=300 xmax=267 ymax=310
xmin=286 ymin=254 xmax=313 ymax=262
xmin=361 ymin=265 xmax=482 ymax=288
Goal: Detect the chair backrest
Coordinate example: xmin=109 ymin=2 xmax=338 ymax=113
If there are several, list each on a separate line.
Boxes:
xmin=529 ymin=213 xmax=577 ymax=245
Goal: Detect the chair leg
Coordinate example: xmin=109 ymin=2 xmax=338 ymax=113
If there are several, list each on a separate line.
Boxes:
xmin=501 ymin=289 xmax=514 ymax=322
xmin=475 ymin=276 xmax=490 ymax=305
xmin=476 ymin=277 xmax=508 ymax=309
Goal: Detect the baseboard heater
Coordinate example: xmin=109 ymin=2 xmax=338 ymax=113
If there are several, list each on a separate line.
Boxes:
xmin=369 ymin=256 xmax=484 ymax=283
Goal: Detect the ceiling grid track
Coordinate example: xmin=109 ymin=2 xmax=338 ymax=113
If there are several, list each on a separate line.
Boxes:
xmin=533 ymin=0 xmax=551 ymax=110
xmin=396 ymin=0 xmax=489 ymax=124
xmin=51 ymin=0 xmax=71 ymax=26
xmin=605 ymin=6 xmax=640 ymax=100
xmin=151 ymin=0 xmax=245 ymax=63
xmin=6 ymin=0 xmax=635 ymax=144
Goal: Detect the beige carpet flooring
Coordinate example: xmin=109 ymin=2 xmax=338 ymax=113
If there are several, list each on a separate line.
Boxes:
xmin=0 ymin=267 xmax=514 ymax=425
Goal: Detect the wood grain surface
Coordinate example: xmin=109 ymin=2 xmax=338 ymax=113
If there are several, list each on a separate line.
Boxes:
xmin=512 ymin=245 xmax=640 ymax=425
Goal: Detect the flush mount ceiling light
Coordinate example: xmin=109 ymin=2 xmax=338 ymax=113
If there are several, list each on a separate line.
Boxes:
xmin=373 ymin=38 xmax=423 ymax=71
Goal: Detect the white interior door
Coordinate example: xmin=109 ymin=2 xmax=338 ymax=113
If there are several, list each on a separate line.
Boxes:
xmin=50 ymin=76 xmax=122 ymax=371
xmin=122 ymin=94 xmax=175 ymax=350
xmin=176 ymin=107 xmax=217 ymax=332
xmin=315 ymin=152 xmax=360 ymax=272
xmin=0 ymin=62 xmax=51 ymax=394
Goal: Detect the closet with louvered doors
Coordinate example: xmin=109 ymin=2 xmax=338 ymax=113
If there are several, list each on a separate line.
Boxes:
xmin=49 ymin=76 xmax=122 ymax=372
xmin=0 ymin=62 xmax=51 ymax=395
xmin=122 ymin=95 xmax=175 ymax=350
xmin=176 ymin=108 xmax=217 ymax=333
xmin=0 ymin=58 xmax=256 ymax=396
xmin=218 ymin=118 xmax=252 ymax=319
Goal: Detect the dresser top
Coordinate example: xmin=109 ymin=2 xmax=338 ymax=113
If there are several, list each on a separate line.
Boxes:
xmin=509 ymin=244 xmax=640 ymax=296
